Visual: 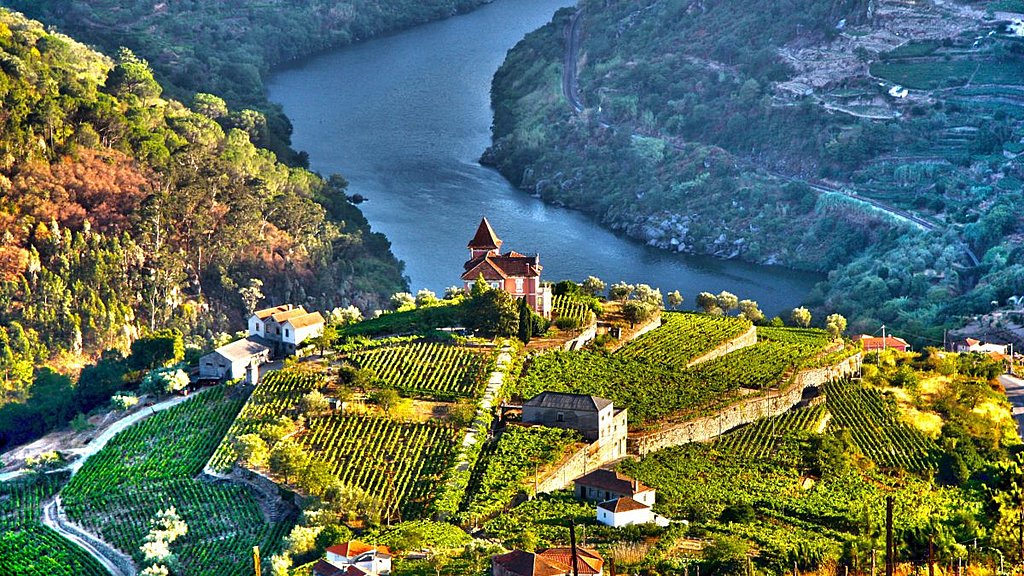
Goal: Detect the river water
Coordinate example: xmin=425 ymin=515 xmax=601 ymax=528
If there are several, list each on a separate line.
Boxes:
xmin=267 ymin=0 xmax=820 ymax=315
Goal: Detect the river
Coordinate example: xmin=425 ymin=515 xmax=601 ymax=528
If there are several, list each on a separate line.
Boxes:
xmin=267 ymin=0 xmax=820 ymax=315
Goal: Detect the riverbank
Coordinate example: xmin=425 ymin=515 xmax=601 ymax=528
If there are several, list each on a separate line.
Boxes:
xmin=267 ymin=0 xmax=821 ymax=316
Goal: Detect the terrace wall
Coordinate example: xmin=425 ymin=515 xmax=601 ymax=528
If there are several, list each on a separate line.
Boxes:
xmin=685 ymin=325 xmax=758 ymax=367
xmin=536 ymin=423 xmax=628 ymax=493
xmin=200 ymin=466 xmax=300 ymax=522
xmin=628 ymin=353 xmax=862 ymax=456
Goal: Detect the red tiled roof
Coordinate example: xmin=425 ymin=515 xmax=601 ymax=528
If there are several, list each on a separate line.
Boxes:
xmin=461 ymin=253 xmax=541 ymax=281
xmin=598 ymin=496 xmax=650 ymax=513
xmin=285 ymin=311 xmax=325 ymax=330
xmin=538 ymin=548 xmax=604 ymax=575
xmin=493 ymin=550 xmax=569 ymax=576
xmin=253 ymin=305 xmax=292 ymax=319
xmin=325 ymin=541 xmax=391 ymax=558
xmin=854 ymin=335 xmax=909 ymax=350
xmin=270 ymin=307 xmax=309 ymax=324
xmin=469 ymin=217 xmax=503 ymax=250
xmin=312 ymin=560 xmax=345 ymax=576
xmin=575 ymin=469 xmax=651 ymax=496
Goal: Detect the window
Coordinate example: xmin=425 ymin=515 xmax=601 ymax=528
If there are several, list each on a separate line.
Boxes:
xmin=515 ymin=278 xmax=524 ymax=293
xmin=285 ymin=329 xmax=290 ymax=337
xmin=556 ymin=412 xmax=564 ymax=422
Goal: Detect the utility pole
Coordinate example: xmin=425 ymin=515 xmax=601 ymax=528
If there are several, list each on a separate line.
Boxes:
xmin=885 ymin=495 xmax=895 ymax=576
xmin=569 ymin=523 xmax=580 ymax=576
xmin=871 ymin=548 xmax=877 ymax=576
xmin=882 ymin=324 xmax=887 ymax=351
xmin=928 ymin=533 xmax=935 ymax=576
xmin=253 ymin=546 xmax=261 ymax=576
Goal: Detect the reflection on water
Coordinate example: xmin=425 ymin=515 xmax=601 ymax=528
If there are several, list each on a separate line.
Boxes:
xmin=268 ymin=0 xmax=819 ymax=315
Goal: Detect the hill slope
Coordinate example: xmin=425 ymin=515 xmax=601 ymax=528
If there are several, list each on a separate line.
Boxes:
xmin=2 ymin=0 xmax=493 ymax=160
xmin=485 ymin=0 xmax=1024 ymax=338
xmin=0 ymin=9 xmax=405 ymax=399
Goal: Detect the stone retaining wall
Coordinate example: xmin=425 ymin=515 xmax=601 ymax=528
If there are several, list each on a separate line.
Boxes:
xmin=629 ymin=353 xmax=862 ymax=455
xmin=200 ymin=466 xmax=299 ymax=522
xmin=686 ymin=325 xmax=757 ymax=367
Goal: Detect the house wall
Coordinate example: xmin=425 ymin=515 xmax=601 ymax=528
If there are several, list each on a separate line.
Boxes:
xmin=199 ymin=352 xmax=230 ymax=379
xmin=523 ymin=406 xmax=601 ymax=442
xmin=248 ymin=316 xmax=265 ymax=338
xmin=603 ymin=506 xmax=652 ymax=528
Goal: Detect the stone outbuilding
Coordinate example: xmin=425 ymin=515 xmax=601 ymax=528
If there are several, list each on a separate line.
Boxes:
xmin=198 ymin=337 xmax=271 ymax=381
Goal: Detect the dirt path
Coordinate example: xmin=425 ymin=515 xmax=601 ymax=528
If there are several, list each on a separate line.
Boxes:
xmin=0 ymin=394 xmax=192 ymax=482
xmin=42 ymin=498 xmax=134 ymax=576
xmin=562 ymin=8 xmax=584 ymax=113
xmin=999 ymin=373 xmax=1024 ymax=438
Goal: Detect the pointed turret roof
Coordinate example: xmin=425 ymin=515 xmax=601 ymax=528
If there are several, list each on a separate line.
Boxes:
xmin=468 ymin=217 xmax=502 ymax=250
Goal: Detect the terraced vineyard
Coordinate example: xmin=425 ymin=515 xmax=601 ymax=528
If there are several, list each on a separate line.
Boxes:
xmin=346 ymin=341 xmax=490 ymax=400
xmin=519 ymin=323 xmax=841 ymax=426
xmin=0 ymin=474 xmax=108 ymax=576
xmin=715 ymin=404 xmax=829 ymax=461
xmin=211 ymin=368 xmax=461 ymax=519
xmin=824 ymin=380 xmax=939 ymax=472
xmin=303 ymin=414 xmax=460 ymax=519
xmin=552 ymin=295 xmax=595 ymax=327
xmin=618 ymin=312 xmax=751 ymax=369
xmin=61 ymin=388 xmax=291 ymax=576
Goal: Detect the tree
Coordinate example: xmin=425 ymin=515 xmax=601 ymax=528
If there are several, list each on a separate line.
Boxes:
xmin=696 ymin=292 xmax=723 ymax=315
xmin=238 ymin=278 xmax=264 ymax=317
xmin=270 ymin=441 xmax=311 ymax=484
xmin=390 ymin=292 xmax=415 ymax=311
xmin=470 ymin=275 xmax=490 ymax=297
xmin=329 ymin=306 xmax=363 ymax=326
xmin=609 ymin=281 xmax=634 ymax=302
xmin=448 ymin=399 xmax=477 ymax=427
xmin=634 ymin=284 xmax=663 ymax=307
xmin=299 ymin=390 xmax=330 ymax=414
xmin=667 ymin=290 xmax=684 ymax=310
xmin=415 ymin=289 xmax=439 ymax=307
xmin=192 ymin=93 xmax=228 ymax=119
xmin=790 ymin=307 xmax=812 ymax=328
xmin=141 ymin=367 xmax=189 ymax=395
xmin=825 ymin=313 xmax=848 ymax=339
xmin=582 ymin=276 xmax=606 ymax=297
xmin=309 ymin=325 xmax=338 ymax=355
xmin=517 ymin=297 xmax=533 ymax=344
xmin=622 ymin=300 xmax=656 ymax=327
xmin=269 ymin=553 xmax=291 ymax=576
xmin=129 ymin=329 xmax=184 ymax=370
xmin=235 ymin=433 xmax=270 ymax=469
xmin=738 ymin=300 xmax=764 ymax=323
xmin=369 ymin=388 xmax=400 ymax=416
xmin=465 ymin=288 xmax=519 ymax=338
xmin=106 ymin=48 xmax=162 ymax=101
xmin=716 ymin=291 xmax=739 ymax=314
xmin=111 ymin=392 xmax=139 ymax=410
xmin=299 ymin=459 xmax=335 ymax=496
xmin=443 ymin=286 xmax=464 ymax=300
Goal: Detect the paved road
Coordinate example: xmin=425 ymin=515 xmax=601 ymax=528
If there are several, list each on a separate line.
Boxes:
xmin=999 ymin=373 xmax=1024 ymax=437
xmin=562 ymin=9 xmax=584 ymax=113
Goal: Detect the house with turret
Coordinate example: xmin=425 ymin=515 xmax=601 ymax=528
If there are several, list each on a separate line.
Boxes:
xmin=461 ymin=217 xmax=552 ymax=317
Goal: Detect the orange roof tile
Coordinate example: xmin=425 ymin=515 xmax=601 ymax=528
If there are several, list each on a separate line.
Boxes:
xmin=270 ymin=307 xmax=309 ymax=323
xmin=285 ymin=311 xmax=325 ymax=330
xmin=469 ymin=217 xmax=502 ymax=250
xmin=598 ymin=496 xmax=650 ymax=513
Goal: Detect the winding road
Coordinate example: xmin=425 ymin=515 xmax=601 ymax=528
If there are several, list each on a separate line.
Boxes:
xmin=557 ymin=9 xmax=981 ymax=268
xmin=999 ymin=373 xmax=1024 ymax=437
xmin=2 ymin=393 xmax=198 ymax=575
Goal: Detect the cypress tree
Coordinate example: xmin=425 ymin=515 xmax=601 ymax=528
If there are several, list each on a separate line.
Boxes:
xmin=517 ymin=297 xmax=533 ymax=344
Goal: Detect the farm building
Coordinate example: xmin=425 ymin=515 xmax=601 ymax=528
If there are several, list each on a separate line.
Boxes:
xmin=574 ymin=469 xmax=655 ymax=506
xmin=247 ymin=304 xmax=325 ymax=355
xmin=313 ymin=541 xmax=393 ymax=576
xmin=461 ymin=217 xmax=552 ymax=318
xmin=492 ymin=547 xmax=604 ymax=576
xmin=953 ymin=338 xmax=1009 ymax=355
xmin=199 ymin=337 xmax=271 ymax=381
xmin=522 ymin=392 xmax=627 ymax=457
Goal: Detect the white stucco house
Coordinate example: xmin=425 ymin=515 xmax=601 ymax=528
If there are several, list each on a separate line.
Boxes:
xmin=596 ymin=496 xmax=670 ymax=528
xmin=248 ymin=304 xmax=325 ymax=356
xmin=313 ymin=541 xmax=392 ymax=576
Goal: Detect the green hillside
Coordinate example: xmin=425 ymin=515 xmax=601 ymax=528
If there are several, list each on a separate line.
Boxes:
xmin=485 ymin=0 xmax=1024 ymax=340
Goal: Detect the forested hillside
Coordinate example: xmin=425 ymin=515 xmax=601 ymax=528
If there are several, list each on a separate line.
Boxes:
xmin=486 ymin=0 xmax=1024 ymax=340
xmin=1 ymin=0 xmax=491 ymax=160
xmin=0 ymin=9 xmax=405 ymax=401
